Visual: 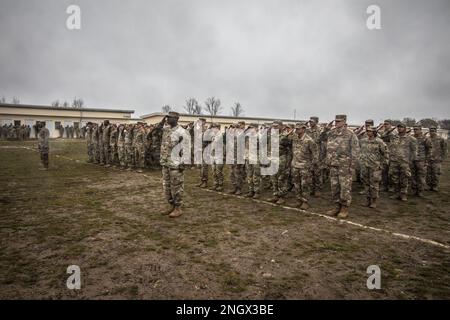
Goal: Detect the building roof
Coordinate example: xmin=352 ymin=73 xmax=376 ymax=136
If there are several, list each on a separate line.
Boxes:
xmin=0 ymin=103 xmax=134 ymax=114
xmin=140 ymin=112 xmax=305 ymax=123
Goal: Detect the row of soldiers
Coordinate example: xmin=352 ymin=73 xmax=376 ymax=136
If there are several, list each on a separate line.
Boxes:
xmin=0 ymin=124 xmax=32 ymax=140
xmin=84 ymin=114 xmax=447 ymax=219
xmin=192 ymin=116 xmax=447 ymax=218
xmin=84 ymin=120 xmax=164 ymax=172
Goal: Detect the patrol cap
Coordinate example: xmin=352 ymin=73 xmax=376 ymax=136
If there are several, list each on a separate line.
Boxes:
xmin=273 ymin=121 xmax=283 ymax=126
xmin=210 ymin=122 xmax=220 ymax=128
xmin=430 ymin=126 xmax=437 ymax=131
xmin=309 ymin=116 xmax=319 ymax=123
xmin=365 ymin=119 xmax=374 ymax=125
xmin=198 ymin=117 xmax=206 ymax=122
xmin=366 ymin=126 xmax=377 ymax=132
xmin=248 ymin=123 xmax=258 ymax=128
xmin=383 ymin=119 xmax=392 ymax=125
xmin=335 ymin=114 xmax=347 ymax=121
xmin=295 ymin=122 xmax=307 ymax=129
xmin=413 ymin=124 xmax=422 ymax=130
xmin=167 ymin=111 xmax=180 ymax=118
xmin=397 ymin=122 xmax=406 ymax=128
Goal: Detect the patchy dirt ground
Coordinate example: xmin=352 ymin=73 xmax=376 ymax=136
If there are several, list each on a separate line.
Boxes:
xmin=0 ymin=139 xmax=449 ymax=299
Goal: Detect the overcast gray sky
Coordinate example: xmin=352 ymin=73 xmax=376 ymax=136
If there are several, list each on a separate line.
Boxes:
xmin=1 ymin=0 xmax=449 ymax=123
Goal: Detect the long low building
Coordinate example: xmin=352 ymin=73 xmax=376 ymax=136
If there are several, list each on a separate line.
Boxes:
xmin=0 ymin=103 xmax=137 ymax=138
xmin=141 ymin=112 xmax=307 ymax=128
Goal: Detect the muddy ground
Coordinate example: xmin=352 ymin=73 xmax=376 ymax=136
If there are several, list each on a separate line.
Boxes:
xmin=0 ymin=139 xmax=449 ymax=299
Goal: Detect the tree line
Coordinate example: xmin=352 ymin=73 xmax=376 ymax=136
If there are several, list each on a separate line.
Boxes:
xmin=162 ymin=97 xmax=245 ymax=117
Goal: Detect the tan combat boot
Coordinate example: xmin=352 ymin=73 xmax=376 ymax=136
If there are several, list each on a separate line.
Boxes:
xmin=169 ymin=207 xmax=183 ymax=218
xmin=327 ymin=204 xmax=341 ymax=216
xmin=369 ymin=198 xmax=377 ymax=209
xmin=363 ymin=197 xmax=371 ymax=207
xmin=276 ymin=197 xmax=285 ymax=205
xmin=268 ymin=196 xmax=279 ymax=203
xmin=162 ymin=205 xmax=175 ymax=215
xmin=400 ymin=194 xmax=408 ymax=202
xmin=235 ymin=189 xmax=242 ymax=196
xmin=245 ymin=191 xmax=255 ymax=198
xmin=252 ymin=193 xmax=260 ymax=199
xmin=337 ymin=205 xmax=349 ymax=219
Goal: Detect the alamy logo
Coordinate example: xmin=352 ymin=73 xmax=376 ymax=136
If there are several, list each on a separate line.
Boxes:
xmin=66 ymin=265 xmax=81 ymax=289
xmin=366 ymin=265 xmax=381 ymax=289
xmin=366 ymin=5 xmax=381 ymax=30
xmin=66 ymin=5 xmax=81 ymax=30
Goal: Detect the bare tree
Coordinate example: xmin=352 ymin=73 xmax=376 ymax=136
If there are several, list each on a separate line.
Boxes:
xmin=72 ymin=97 xmax=84 ymax=108
xmin=51 ymin=100 xmax=60 ymax=107
xmin=439 ymin=119 xmax=450 ymax=130
xmin=12 ymin=97 xmax=20 ymax=104
xmin=161 ymin=105 xmax=171 ymax=113
xmin=231 ymin=102 xmax=244 ymax=117
xmin=402 ymin=117 xmax=416 ymax=127
xmin=204 ymin=97 xmax=222 ymax=116
xmin=184 ymin=98 xmax=197 ymax=114
xmin=0 ymin=96 xmax=6 ymax=103
xmin=62 ymin=101 xmax=69 ymax=108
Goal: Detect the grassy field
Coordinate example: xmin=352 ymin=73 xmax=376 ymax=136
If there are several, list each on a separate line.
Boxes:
xmin=0 ymin=139 xmax=449 ymax=299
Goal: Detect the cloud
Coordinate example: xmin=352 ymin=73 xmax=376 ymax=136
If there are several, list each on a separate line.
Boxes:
xmin=1 ymin=0 xmax=449 ymax=123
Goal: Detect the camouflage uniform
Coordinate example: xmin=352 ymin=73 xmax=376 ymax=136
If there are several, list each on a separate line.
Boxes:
xmin=359 ymin=133 xmax=389 ymax=203
xmin=380 ymin=123 xmax=396 ymax=191
xmin=210 ymin=125 xmax=225 ymax=190
xmin=102 ymin=123 xmax=111 ymax=165
xmin=245 ymin=125 xmax=261 ymax=196
xmin=37 ymin=124 xmax=50 ymax=169
xmin=160 ymin=119 xmax=189 ymax=208
xmin=270 ymin=126 xmax=291 ymax=200
xmin=229 ymin=126 xmax=246 ymax=194
xmin=411 ymin=129 xmax=432 ymax=195
xmin=134 ymin=126 xmax=146 ymax=171
xmin=306 ymin=119 xmax=323 ymax=193
xmin=427 ymin=129 xmax=448 ymax=190
xmin=85 ymin=125 xmax=94 ymax=162
xmin=109 ymin=125 xmax=119 ymax=165
xmin=124 ymin=126 xmax=134 ymax=169
xmin=321 ymin=116 xmax=360 ymax=210
xmin=291 ymin=127 xmax=318 ymax=206
xmin=388 ymin=126 xmax=417 ymax=199
xmin=117 ymin=126 xmax=126 ymax=167
xmin=92 ymin=125 xmax=100 ymax=163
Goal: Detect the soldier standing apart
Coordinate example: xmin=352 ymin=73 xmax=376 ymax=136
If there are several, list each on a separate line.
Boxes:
xmin=358 ymin=126 xmax=389 ymax=208
xmin=411 ymin=125 xmax=432 ymax=197
xmin=160 ymin=112 xmax=188 ymax=218
xmin=427 ymin=126 xmax=448 ymax=191
xmin=291 ymin=122 xmax=318 ymax=210
xmin=389 ymin=123 xmax=417 ymax=201
xmin=306 ymin=116 xmax=323 ymax=197
xmin=321 ymin=115 xmax=360 ymax=218
xmin=38 ymin=122 xmax=50 ymax=170
xmin=245 ymin=123 xmax=262 ymax=199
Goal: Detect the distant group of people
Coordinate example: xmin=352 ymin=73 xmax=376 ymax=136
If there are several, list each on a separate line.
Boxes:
xmin=0 ymin=124 xmax=32 ymax=140
xmin=56 ymin=124 xmax=86 ymax=139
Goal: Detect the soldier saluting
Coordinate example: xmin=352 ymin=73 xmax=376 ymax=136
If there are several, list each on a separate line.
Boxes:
xmin=320 ymin=114 xmax=360 ymax=218
xmin=160 ymin=112 xmax=190 ymax=218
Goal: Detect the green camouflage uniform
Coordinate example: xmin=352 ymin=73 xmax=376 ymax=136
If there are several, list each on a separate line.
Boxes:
xmin=389 ymin=133 xmax=417 ymax=196
xmin=124 ymin=127 xmax=134 ymax=168
xmin=38 ymin=126 xmax=50 ymax=168
xmin=380 ymin=127 xmax=396 ymax=190
xmin=411 ymin=134 xmax=432 ymax=194
xmin=359 ymin=136 xmax=389 ymax=200
xmin=321 ymin=126 xmax=360 ymax=207
xmin=117 ymin=127 xmax=126 ymax=167
xmin=160 ymin=124 xmax=188 ymax=208
xmin=306 ymin=126 xmax=323 ymax=192
xmin=290 ymin=132 xmax=318 ymax=204
xmin=245 ymin=130 xmax=261 ymax=194
xmin=271 ymin=131 xmax=291 ymax=198
xmin=134 ymin=127 xmax=146 ymax=170
xmin=86 ymin=126 xmax=94 ymax=162
xmin=110 ymin=126 xmax=119 ymax=165
xmin=427 ymin=133 xmax=448 ymax=189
